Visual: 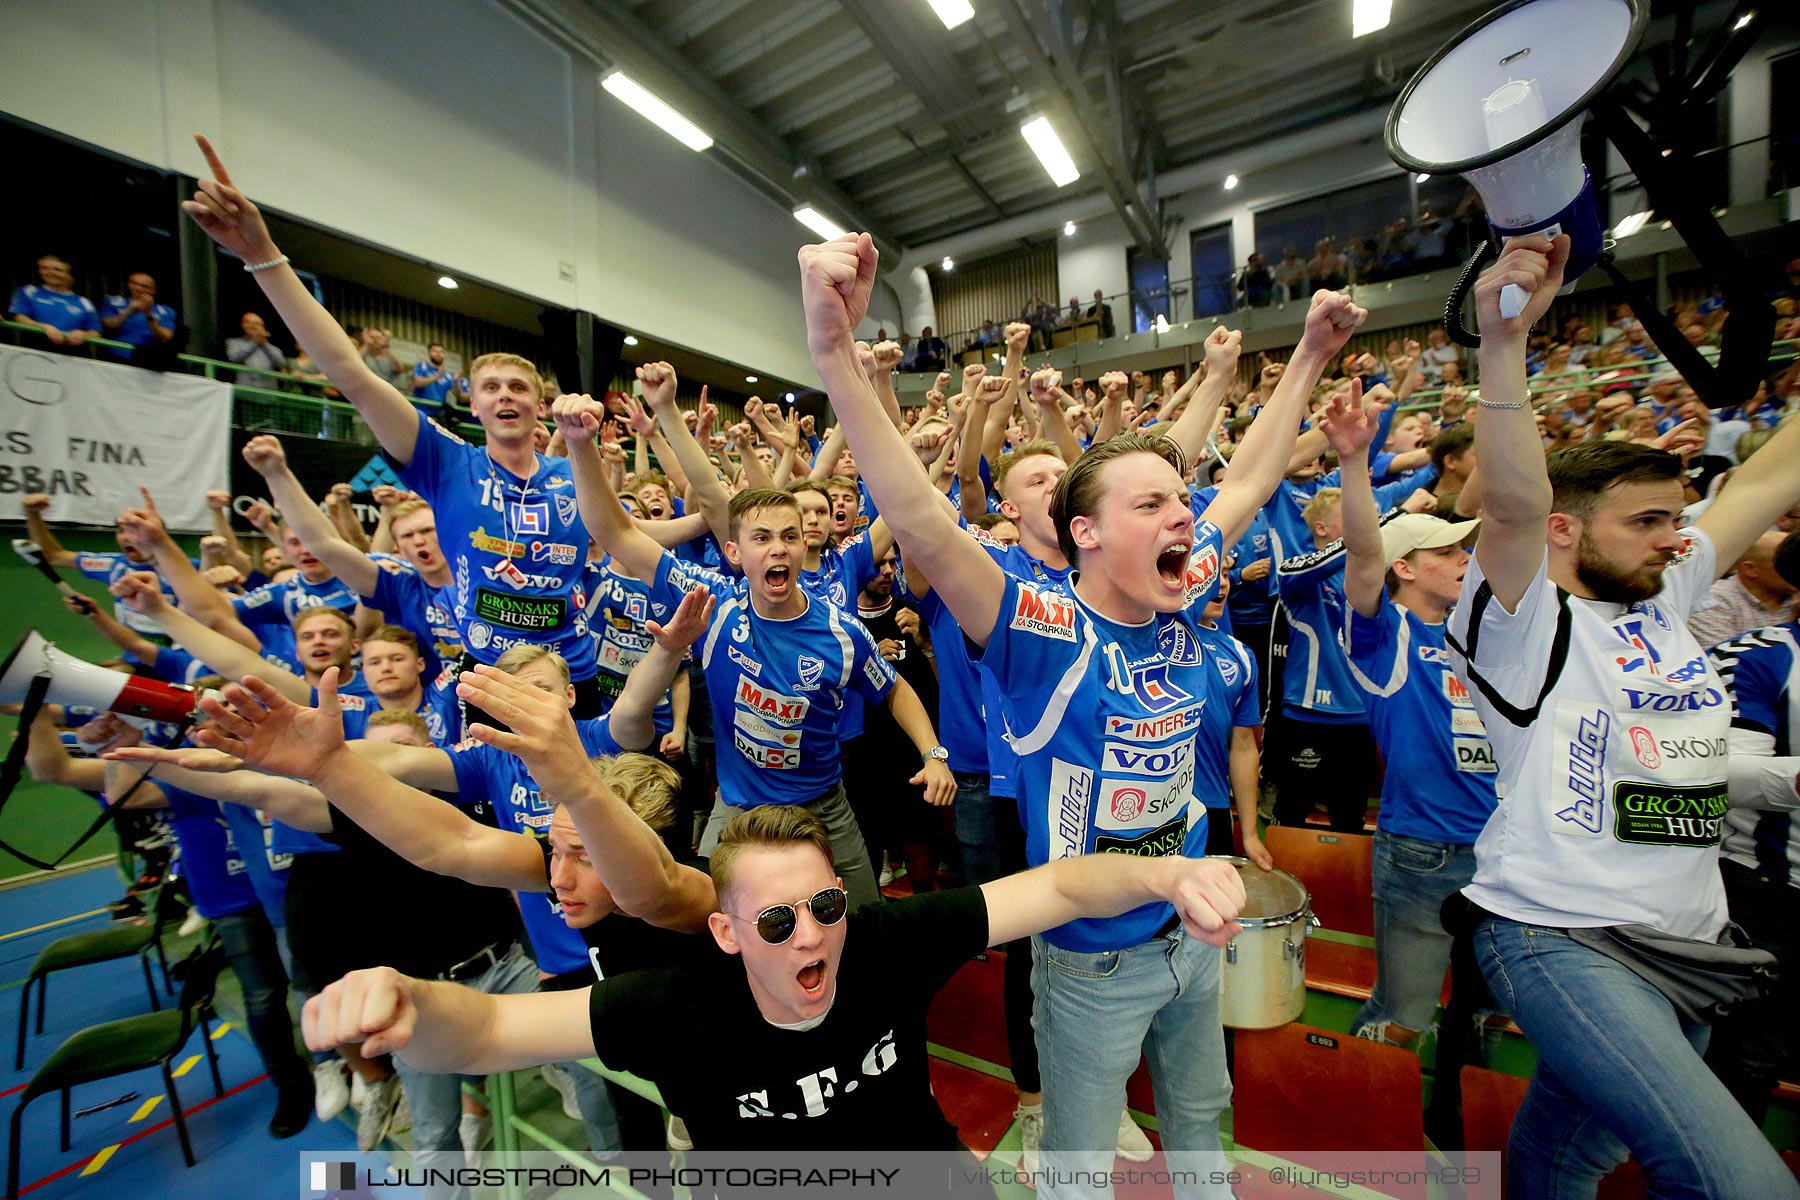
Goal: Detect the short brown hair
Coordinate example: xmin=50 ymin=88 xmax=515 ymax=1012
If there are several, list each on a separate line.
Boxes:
xmin=784 ymin=478 xmax=830 ymax=502
xmin=592 ymin=753 xmax=681 ymax=833
xmin=1546 ymin=441 xmax=1683 ymax=521
xmin=469 ymin=353 xmax=543 ymax=398
xmin=290 ymin=606 xmax=355 ymax=637
xmin=731 ymin=487 xmax=801 ymax=540
xmin=993 ymin=440 xmax=1064 ymax=499
xmin=823 ymin=476 xmax=859 ymax=495
xmin=1047 ymin=433 xmax=1185 ymax=565
xmin=362 ymin=624 xmax=420 ymax=656
xmin=367 ymin=709 xmax=432 ymax=742
xmin=710 ymin=805 xmax=834 ymax=909
xmin=626 ymin=470 xmax=670 ymax=494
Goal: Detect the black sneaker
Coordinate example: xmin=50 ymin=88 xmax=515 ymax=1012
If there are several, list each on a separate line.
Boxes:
xmin=270 ymin=1075 xmax=316 ymax=1139
xmin=108 ymin=895 xmax=145 ymax=921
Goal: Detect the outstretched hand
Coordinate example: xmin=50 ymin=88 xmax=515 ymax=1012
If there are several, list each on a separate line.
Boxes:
xmin=455 ymin=665 xmax=603 ymax=803
xmin=192 ymin=670 xmax=348 ymax=781
xmin=646 ymin=585 xmax=715 ymax=654
xmin=1315 ymin=378 xmax=1380 ymax=461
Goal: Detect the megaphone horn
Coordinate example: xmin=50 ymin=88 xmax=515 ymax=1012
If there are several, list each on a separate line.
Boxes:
xmin=1386 ymin=0 xmax=1648 ymax=334
xmin=0 ymin=631 xmax=201 ymax=724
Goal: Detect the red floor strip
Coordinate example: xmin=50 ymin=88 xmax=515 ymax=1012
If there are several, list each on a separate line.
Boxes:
xmin=17 ymin=1073 xmax=268 ymax=1196
xmin=0 ymin=1082 xmax=27 ymax=1100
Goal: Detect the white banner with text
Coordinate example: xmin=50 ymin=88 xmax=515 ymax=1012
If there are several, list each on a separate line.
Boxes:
xmin=0 ymin=343 xmax=230 ymax=532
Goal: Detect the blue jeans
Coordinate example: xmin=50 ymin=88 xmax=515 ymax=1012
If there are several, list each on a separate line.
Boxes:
xmin=1354 ymin=831 xmax=1477 ymax=1040
xmin=952 ymin=772 xmax=1001 ymax=886
xmin=392 ymin=942 xmax=539 ymax=1170
xmin=1033 ymin=930 xmax=1234 ymax=1199
xmin=1475 ymin=919 xmax=1799 ymax=1200
xmin=212 ymin=907 xmax=308 ymax=1088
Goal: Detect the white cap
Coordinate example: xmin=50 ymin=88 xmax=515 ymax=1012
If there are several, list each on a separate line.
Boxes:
xmin=1381 ymin=512 xmax=1480 ymax=566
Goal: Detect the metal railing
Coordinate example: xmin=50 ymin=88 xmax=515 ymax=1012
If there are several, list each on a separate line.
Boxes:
xmin=1 ymin=320 xmax=489 ymax=444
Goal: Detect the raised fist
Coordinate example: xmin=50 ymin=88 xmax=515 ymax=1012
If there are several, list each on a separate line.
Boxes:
xmin=743 ymin=396 xmax=763 ymax=422
xmin=1260 ymin=362 xmax=1285 ymax=387
xmin=855 ymin=341 xmax=877 ymax=378
xmin=243 ymin=501 xmax=276 ymax=532
xmin=327 ymin=482 xmax=353 ymax=502
xmin=202 ymin=564 xmax=247 ymax=589
xmin=21 ymin=493 xmax=50 ymax=513
xmin=1299 ymin=291 xmax=1370 ymax=360
xmin=371 ymin=485 xmax=407 ymax=509
xmin=1029 ymin=368 xmax=1063 ymax=404
xmin=1204 ymin=326 xmax=1243 ymax=375
xmin=549 ymin=393 xmax=607 ymax=444
xmin=635 ymin=362 xmax=678 ymax=410
xmin=799 ymin=414 xmax=816 ymax=437
xmin=976 ymin=375 xmax=1010 ymax=406
xmin=962 ymin=363 xmax=987 ymax=389
xmin=1099 ymin=371 xmax=1130 ymax=398
xmin=1004 ymin=322 xmax=1032 ymax=352
xmin=204 ymin=489 xmax=232 ymax=511
xmin=110 ymin=570 xmax=171 ymax=616
xmin=872 ymin=341 xmax=904 ymax=371
xmin=797 ymin=234 xmax=878 ymax=355
xmin=241 ymin=434 xmax=286 ymax=476
xmin=935 ymin=370 xmax=952 ymax=391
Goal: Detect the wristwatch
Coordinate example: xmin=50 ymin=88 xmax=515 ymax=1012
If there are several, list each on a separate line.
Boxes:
xmin=922 ymin=745 xmax=950 ymax=764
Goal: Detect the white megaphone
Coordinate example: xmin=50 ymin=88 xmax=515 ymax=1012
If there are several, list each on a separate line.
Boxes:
xmin=1387 ymin=0 xmax=1647 ymax=321
xmin=0 ymin=630 xmax=202 ymax=724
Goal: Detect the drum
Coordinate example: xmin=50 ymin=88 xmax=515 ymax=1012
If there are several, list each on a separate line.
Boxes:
xmin=1215 ymin=857 xmax=1313 ymax=1029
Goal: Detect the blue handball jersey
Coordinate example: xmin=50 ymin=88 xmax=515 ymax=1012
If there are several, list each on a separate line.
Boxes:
xmin=450 ymin=715 xmax=625 ymax=977
xmin=366 ymin=557 xmax=463 ymax=684
xmin=158 ymin=784 xmax=258 ymax=920
xmin=1343 ymin=595 xmax=1498 ymax=843
xmin=73 ymin=551 xmax=190 ymax=637
xmin=649 ymin=551 xmax=896 ymax=807
xmin=1193 ymin=625 xmax=1262 ymax=809
xmin=9 ymin=285 xmax=98 ymax=333
xmin=585 ymin=558 xmax=676 ymax=736
xmin=801 ymin=534 xmax=880 ymax=610
xmin=974 ymin=529 xmax=1075 ymax=800
xmin=391 ymin=410 xmax=597 ymax=678
xmin=977 ymin=520 xmax=1229 ymax=953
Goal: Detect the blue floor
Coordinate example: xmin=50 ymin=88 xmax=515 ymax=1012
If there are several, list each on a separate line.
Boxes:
xmin=1 ymin=864 xmax=357 ymax=1200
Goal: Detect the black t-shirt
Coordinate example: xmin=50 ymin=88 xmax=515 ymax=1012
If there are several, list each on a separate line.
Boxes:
xmin=587 ymin=886 xmax=988 ymax=1150
xmin=317 ymin=812 xmax=522 ymax=980
xmin=854 ymin=598 xmax=937 ymax=749
xmin=534 ymin=838 xmax=707 ymax=988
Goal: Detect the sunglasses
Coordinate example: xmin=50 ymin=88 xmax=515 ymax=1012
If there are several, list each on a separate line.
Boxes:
xmin=730 ymin=887 xmax=848 ymax=945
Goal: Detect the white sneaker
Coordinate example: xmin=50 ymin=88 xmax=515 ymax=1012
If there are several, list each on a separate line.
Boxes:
xmin=388 ymin=1091 xmax=412 ymax=1136
xmin=177 ymin=908 xmax=208 ymax=938
xmin=666 ymin=1114 xmax=693 ymax=1151
xmin=540 ymin=1063 xmax=582 ymax=1121
xmin=1116 ymin=1108 xmax=1154 ymax=1162
xmin=460 ymin=1112 xmax=492 ymax=1167
xmin=1014 ymin=1102 xmax=1043 ymax=1174
xmin=877 ymin=863 xmax=897 ymax=886
xmin=353 ymin=1074 xmax=403 ymax=1152
xmin=314 ymin=1060 xmax=351 ymax=1121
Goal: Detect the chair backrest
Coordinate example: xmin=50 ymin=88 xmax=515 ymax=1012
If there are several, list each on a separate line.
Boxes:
xmin=1263 ymin=825 xmax=1374 ymax=936
xmin=173 ymin=939 xmax=227 ymax=1034
xmin=1459 ymin=1066 xmax=1528 ymax=1151
xmin=1234 ymin=1023 xmax=1427 ymax=1199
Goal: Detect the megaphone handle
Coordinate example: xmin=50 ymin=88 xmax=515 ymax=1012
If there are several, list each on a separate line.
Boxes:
xmin=1499 ymin=284 xmax=1529 ymax=321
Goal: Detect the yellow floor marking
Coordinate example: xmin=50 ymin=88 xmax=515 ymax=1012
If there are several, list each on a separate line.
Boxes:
xmin=171 ymin=1054 xmax=201 ymax=1078
xmin=210 ymin=1023 xmax=232 ymax=1040
xmin=80 ymin=1144 xmax=119 ymax=1175
xmin=129 ymin=1096 xmax=161 ymax=1122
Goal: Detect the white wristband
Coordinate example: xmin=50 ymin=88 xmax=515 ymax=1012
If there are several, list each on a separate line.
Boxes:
xmin=244 ymin=255 xmax=290 ymax=273
xmin=1476 ymin=397 xmax=1529 ymax=411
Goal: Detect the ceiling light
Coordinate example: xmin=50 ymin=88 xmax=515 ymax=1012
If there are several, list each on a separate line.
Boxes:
xmin=1611 ymin=211 xmax=1652 ymax=239
xmin=1064 ymin=220 xmax=1077 ymax=236
xmin=1734 ymin=11 xmax=1755 ymax=31
xmin=436 ymin=275 xmax=458 ymax=289
xmin=793 ymin=206 xmax=848 ymax=240
xmin=1154 ymin=314 xmax=1171 ymax=334
xmin=1416 ymin=173 xmax=1431 ymax=183
xmin=602 ymin=71 xmax=713 ymax=151
xmin=623 ymin=335 xmax=639 ymax=346
xmin=1020 ymin=116 xmax=1080 ymax=187
xmin=745 ymin=375 xmax=758 ymax=384
xmin=1223 ymin=174 xmax=1240 ymax=191
xmin=941 ymin=257 xmax=955 ymax=271
xmin=1352 ymin=0 xmax=1392 ymax=37
xmin=783 ymin=392 xmax=796 ymax=403
xmin=926 ymin=0 xmax=975 ymax=30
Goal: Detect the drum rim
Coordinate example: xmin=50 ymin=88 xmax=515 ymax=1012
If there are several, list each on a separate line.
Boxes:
xmin=1212 ymin=855 xmax=1312 ymax=932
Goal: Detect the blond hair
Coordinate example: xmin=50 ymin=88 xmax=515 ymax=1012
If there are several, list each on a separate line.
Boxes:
xmin=592 ymin=753 xmax=681 ymax=833
xmin=1302 ymin=487 xmax=1342 ymax=532
xmin=367 ymin=709 xmax=432 ymax=743
xmin=493 ymin=643 xmax=570 ymax=686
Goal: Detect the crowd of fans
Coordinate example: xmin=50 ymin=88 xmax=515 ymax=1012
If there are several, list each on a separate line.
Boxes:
xmin=11 ymin=137 xmax=1800 ymax=1200
xmin=8 ymin=252 xmax=474 ymax=421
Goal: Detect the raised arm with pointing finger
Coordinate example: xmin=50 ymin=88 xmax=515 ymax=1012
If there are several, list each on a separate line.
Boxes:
xmin=181 ymin=136 xmax=421 ymax=463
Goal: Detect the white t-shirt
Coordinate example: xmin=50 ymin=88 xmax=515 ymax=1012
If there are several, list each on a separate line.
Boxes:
xmin=1447 ymin=528 xmax=1728 ymax=939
